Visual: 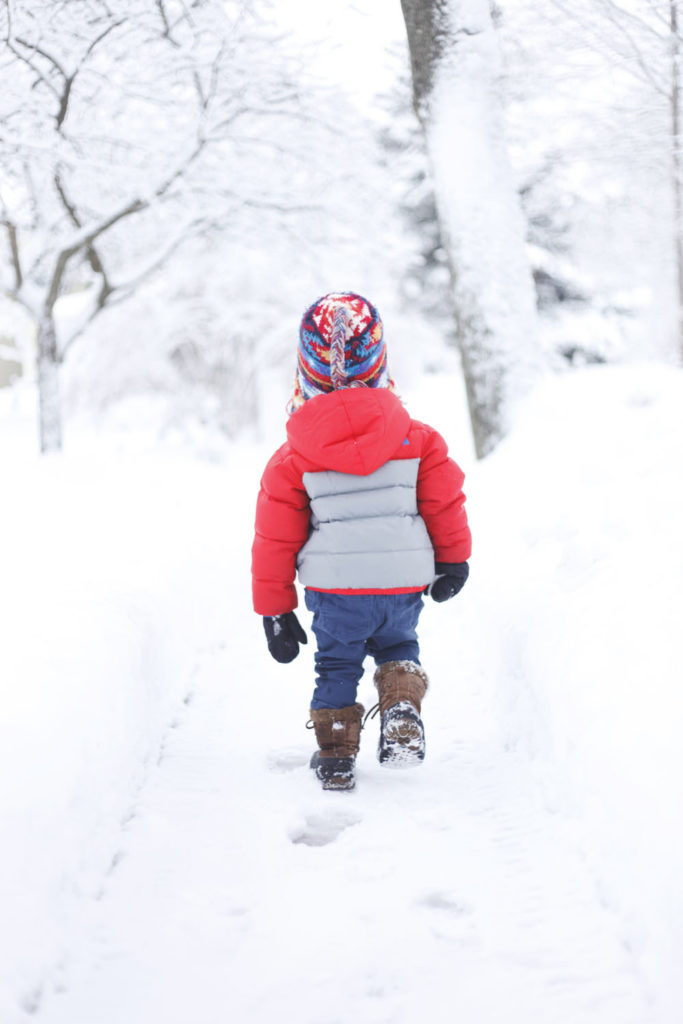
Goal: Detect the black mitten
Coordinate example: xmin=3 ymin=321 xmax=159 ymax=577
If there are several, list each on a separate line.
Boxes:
xmin=263 ymin=611 xmax=308 ymax=663
xmin=429 ymin=562 xmax=470 ymax=603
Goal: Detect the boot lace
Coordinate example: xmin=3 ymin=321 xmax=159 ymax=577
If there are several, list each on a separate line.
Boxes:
xmin=362 ymin=703 xmax=381 ymax=729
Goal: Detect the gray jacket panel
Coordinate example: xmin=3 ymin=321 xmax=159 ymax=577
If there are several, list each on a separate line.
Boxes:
xmin=296 ymin=458 xmax=434 ymax=590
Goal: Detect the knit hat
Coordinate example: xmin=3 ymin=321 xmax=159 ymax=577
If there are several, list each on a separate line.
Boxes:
xmin=289 ymin=292 xmax=393 ymax=411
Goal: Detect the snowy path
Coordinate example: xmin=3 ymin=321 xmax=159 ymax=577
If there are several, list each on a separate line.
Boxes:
xmin=38 ymin=616 xmax=655 ymax=1024
xmin=7 ymin=365 xmax=681 ymax=1024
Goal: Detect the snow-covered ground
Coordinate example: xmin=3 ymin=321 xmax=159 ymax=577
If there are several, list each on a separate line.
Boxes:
xmin=1 ymin=363 xmax=682 ymax=1024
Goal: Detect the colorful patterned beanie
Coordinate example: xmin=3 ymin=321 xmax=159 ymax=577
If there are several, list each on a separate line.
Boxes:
xmin=289 ymin=292 xmax=393 ymax=411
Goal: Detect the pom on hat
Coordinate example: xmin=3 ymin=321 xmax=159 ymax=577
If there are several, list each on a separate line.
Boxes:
xmin=289 ymin=292 xmax=392 ymax=411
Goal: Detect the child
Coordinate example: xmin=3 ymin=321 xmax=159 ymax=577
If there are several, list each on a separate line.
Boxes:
xmin=252 ymin=292 xmax=471 ymax=791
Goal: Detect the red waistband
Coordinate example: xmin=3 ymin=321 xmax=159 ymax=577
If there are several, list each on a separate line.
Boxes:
xmin=305 ymin=586 xmax=426 ymax=596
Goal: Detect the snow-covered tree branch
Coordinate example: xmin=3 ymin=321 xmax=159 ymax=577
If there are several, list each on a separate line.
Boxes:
xmin=541 ymin=0 xmax=683 ymax=362
xmin=0 ymin=0 xmax=313 ymax=452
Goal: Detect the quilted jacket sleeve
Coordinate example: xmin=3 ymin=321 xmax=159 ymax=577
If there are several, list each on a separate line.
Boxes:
xmin=251 ymin=445 xmax=311 ymax=615
xmin=415 ymin=424 xmax=472 ymax=564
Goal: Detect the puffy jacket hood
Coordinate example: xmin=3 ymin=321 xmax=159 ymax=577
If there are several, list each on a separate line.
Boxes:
xmin=286 ymin=388 xmax=410 ymax=475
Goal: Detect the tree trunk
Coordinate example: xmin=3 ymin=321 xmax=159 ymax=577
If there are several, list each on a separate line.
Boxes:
xmin=671 ymin=0 xmax=683 ymax=363
xmin=37 ymin=316 xmax=63 ymax=454
xmin=401 ymin=0 xmax=541 ymax=457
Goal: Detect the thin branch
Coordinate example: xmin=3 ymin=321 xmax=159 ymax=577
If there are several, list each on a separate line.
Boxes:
xmin=80 ymin=19 xmax=126 ymax=62
xmin=207 ymin=44 xmax=226 ymax=108
xmin=14 ymin=19 xmax=126 ymax=130
xmin=174 ymin=0 xmax=199 ymax=32
xmin=153 ymin=137 xmax=208 ymax=199
xmin=598 ymin=0 xmax=671 ymax=47
xmin=203 ymin=108 xmax=251 ymax=138
xmin=210 ymin=189 xmax=323 ymax=215
xmin=551 ymin=0 xmax=669 ymax=96
xmin=15 ymin=35 xmax=69 ymax=79
xmin=44 ymin=196 xmax=146 ymax=314
xmin=43 ymin=131 xmax=212 ymax=316
xmin=77 ymin=198 xmax=147 ymax=249
xmin=597 ymin=0 xmax=670 ymax=94
xmin=58 ymin=217 xmax=211 ymax=360
xmin=4 ymin=0 xmax=14 ymax=40
xmin=11 ymin=37 xmax=73 ymax=128
xmin=66 ymin=19 xmax=126 ymax=130
xmin=646 ymin=0 xmax=674 ymax=32
xmin=6 ymin=39 xmax=61 ymax=100
xmin=56 ymin=75 xmax=74 ymax=129
xmin=109 ymin=228 xmax=201 ymax=299
xmin=156 ymin=0 xmax=182 ymax=46
xmin=2 ymin=218 xmax=23 ymax=293
xmin=22 ymin=159 xmax=43 ymax=234
xmin=53 ymin=171 xmax=113 ymax=298
xmin=193 ymin=44 xmax=226 ymax=112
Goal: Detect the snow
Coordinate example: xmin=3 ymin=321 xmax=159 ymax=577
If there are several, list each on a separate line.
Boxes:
xmin=426 ymin=0 xmax=542 ymax=449
xmin=271 ymin=0 xmax=407 ymax=117
xmin=1 ymin=363 xmax=682 ymax=1023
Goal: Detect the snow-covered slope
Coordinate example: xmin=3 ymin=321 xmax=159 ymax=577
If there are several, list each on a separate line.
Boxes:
xmin=463 ymin=365 xmax=683 ymax=1020
xmin=1 ymin=364 xmax=681 ymax=1023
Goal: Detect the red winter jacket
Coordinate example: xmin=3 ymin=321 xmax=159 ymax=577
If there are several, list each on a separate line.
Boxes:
xmin=251 ymin=388 xmax=471 ymax=615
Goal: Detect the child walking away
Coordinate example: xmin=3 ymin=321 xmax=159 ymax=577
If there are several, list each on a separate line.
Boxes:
xmin=252 ymin=293 xmax=472 ymax=791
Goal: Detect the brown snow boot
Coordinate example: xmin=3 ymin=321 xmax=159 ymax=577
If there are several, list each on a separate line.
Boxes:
xmin=309 ymin=703 xmax=364 ymax=791
xmin=374 ymin=661 xmax=429 ymax=768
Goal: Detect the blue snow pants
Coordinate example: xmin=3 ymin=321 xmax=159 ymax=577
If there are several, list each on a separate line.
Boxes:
xmin=304 ymin=589 xmax=424 ymax=709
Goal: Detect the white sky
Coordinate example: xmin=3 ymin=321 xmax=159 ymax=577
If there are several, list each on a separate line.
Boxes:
xmin=273 ymin=0 xmax=408 ymax=111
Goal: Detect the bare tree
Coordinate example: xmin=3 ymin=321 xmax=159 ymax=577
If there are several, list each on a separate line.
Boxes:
xmin=400 ymin=0 xmax=541 ymax=457
xmin=0 ymin=0 xmax=295 ymax=452
xmin=549 ymin=0 xmax=683 ymax=362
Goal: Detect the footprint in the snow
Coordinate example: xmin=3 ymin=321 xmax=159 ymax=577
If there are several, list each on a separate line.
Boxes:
xmin=417 ymin=890 xmax=470 ymax=915
xmin=417 ymin=891 xmax=476 ymax=945
xmin=267 ymin=748 xmax=310 ymax=773
xmin=289 ymin=810 xmax=362 ymax=847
